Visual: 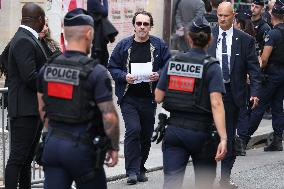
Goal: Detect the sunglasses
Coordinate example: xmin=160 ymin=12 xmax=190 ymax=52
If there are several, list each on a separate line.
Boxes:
xmin=135 ymin=21 xmax=150 ymax=27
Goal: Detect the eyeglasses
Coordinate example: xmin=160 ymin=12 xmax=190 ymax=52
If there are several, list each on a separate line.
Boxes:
xmin=135 ymin=21 xmax=150 ymax=27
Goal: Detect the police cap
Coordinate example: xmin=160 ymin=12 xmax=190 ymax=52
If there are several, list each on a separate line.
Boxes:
xmin=64 ymin=8 xmax=94 ymax=27
xmin=236 ymin=9 xmax=252 ymax=20
xmin=253 ymin=0 xmax=265 ymax=6
xmin=272 ymin=0 xmax=284 ymax=15
xmin=189 ymin=16 xmax=211 ymax=34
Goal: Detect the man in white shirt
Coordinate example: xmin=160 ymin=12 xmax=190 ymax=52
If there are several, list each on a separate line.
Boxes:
xmin=207 ymin=2 xmax=261 ymax=188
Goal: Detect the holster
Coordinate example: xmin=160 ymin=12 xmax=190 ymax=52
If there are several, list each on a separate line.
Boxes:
xmin=49 ymin=127 xmax=111 ymax=170
xmin=35 ymin=141 xmax=44 ymax=166
xmin=196 ymin=127 xmax=220 ymax=159
xmin=260 ymin=69 xmax=269 ymax=86
xmin=90 ymin=135 xmax=111 ymax=170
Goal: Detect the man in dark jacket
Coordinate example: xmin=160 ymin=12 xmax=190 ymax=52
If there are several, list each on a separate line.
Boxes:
xmin=108 ymin=10 xmax=171 ymax=185
xmin=5 ymin=3 xmax=47 ymax=189
xmin=87 ymin=0 xmax=118 ymax=67
xmin=207 ymin=2 xmax=261 ymax=188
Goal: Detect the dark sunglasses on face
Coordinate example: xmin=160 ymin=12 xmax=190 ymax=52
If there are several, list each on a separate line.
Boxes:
xmin=135 ymin=21 xmax=150 ymax=27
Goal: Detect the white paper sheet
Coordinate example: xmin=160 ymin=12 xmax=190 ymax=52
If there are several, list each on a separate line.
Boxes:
xmin=131 ymin=62 xmax=152 ymax=84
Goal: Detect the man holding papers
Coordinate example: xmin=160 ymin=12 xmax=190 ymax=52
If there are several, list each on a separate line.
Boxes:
xmin=108 ymin=10 xmax=171 ymax=185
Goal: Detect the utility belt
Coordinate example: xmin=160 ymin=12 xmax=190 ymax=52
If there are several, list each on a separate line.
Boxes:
xmin=50 ymin=127 xmax=111 ymax=170
xmin=168 ymin=116 xmax=220 ymax=159
xmin=50 ymin=127 xmax=93 ymax=145
xmin=167 ymin=116 xmax=211 ymax=133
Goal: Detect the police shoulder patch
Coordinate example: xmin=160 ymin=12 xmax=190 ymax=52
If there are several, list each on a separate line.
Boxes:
xmin=264 ymin=34 xmax=270 ymax=42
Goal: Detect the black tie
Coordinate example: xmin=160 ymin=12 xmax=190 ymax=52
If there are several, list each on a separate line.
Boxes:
xmin=222 ymin=32 xmax=229 ymax=81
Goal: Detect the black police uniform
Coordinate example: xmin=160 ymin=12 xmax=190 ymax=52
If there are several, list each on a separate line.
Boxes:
xmin=262 ymin=10 xmax=273 ymax=28
xmin=156 ymin=17 xmax=225 ymax=189
xmin=241 ymin=3 xmax=284 ymax=150
xmin=252 ymin=0 xmax=271 ymax=54
xmin=204 ymin=10 xmax=218 ymax=28
xmin=37 ymin=9 xmax=113 ymax=189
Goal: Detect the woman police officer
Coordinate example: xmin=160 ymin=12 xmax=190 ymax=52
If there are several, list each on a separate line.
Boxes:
xmin=155 ymin=16 xmax=227 ymax=189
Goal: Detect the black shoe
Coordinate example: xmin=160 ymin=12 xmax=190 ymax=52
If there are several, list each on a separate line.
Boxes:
xmin=137 ymin=172 xmax=148 ymax=182
xmin=219 ymin=180 xmax=239 ymax=189
xmin=127 ymin=174 xmax=137 ymax=185
xmin=264 ymin=134 xmax=283 ymax=152
xmin=235 ymin=137 xmax=247 ymax=156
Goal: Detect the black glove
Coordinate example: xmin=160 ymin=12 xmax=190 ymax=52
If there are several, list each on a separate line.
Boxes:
xmin=151 ymin=113 xmax=168 ymax=144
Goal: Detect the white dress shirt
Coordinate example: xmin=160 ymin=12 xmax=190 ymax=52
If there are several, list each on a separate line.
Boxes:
xmin=20 ymin=25 xmax=39 ymax=39
xmin=216 ymin=26 xmax=233 ymax=72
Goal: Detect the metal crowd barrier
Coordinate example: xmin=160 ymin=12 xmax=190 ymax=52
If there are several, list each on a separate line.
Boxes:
xmin=0 ymin=87 xmax=44 ymax=188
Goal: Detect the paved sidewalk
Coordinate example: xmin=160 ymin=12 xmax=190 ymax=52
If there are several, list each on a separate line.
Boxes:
xmin=105 ymin=119 xmax=273 ymax=181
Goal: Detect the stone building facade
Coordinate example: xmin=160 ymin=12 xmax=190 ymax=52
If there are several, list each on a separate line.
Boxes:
xmin=0 ymin=0 xmax=165 ymax=53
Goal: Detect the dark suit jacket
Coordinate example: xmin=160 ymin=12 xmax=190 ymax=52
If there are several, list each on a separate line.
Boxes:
xmin=8 ymin=27 xmax=47 ymax=118
xmin=207 ymin=26 xmax=261 ymax=107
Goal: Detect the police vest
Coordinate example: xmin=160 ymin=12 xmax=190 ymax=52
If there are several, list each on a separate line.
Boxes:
xmin=254 ymin=19 xmax=268 ymax=52
xmin=162 ymin=53 xmax=218 ymax=117
xmin=268 ymin=26 xmax=284 ymax=65
xmin=204 ymin=13 xmax=218 ymax=29
xmin=42 ymin=54 xmax=102 ymax=124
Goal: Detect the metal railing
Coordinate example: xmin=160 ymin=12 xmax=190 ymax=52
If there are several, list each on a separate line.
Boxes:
xmin=0 ymin=87 xmax=44 ymax=188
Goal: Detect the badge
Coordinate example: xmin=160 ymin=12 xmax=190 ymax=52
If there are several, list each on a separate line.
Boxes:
xmin=47 ymin=82 xmax=74 ymax=100
xmin=264 ymin=35 xmax=270 ymax=43
xmin=168 ymin=76 xmax=195 ymax=92
xmin=167 ymin=61 xmax=203 ymax=78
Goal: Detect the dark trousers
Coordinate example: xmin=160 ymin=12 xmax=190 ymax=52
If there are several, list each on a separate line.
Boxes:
xmin=163 ymin=126 xmax=216 ymax=189
xmin=237 ymin=106 xmax=251 ymax=141
xmin=120 ymin=95 xmax=156 ymax=176
xmin=244 ymin=65 xmax=284 ymax=141
xmin=5 ymin=116 xmax=42 ymax=189
xmin=43 ymin=127 xmax=107 ymax=189
xmin=237 ymin=84 xmax=251 ymax=140
xmin=221 ymin=84 xmax=239 ymax=182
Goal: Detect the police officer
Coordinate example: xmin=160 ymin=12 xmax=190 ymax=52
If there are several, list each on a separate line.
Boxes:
xmin=234 ymin=9 xmax=255 ymax=36
xmin=155 ymin=16 xmax=227 ymax=189
xmin=238 ymin=0 xmax=284 ymax=152
xmin=37 ymin=8 xmax=120 ymax=188
xmin=251 ymin=0 xmax=271 ymax=54
xmin=204 ymin=0 xmax=222 ymax=28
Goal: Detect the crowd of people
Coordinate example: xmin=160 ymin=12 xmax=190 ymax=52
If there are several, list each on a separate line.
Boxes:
xmin=0 ymin=0 xmax=283 ymax=188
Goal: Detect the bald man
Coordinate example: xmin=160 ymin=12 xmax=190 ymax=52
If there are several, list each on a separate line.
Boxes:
xmin=5 ymin=2 xmax=46 ymax=189
xmin=207 ymin=2 xmax=261 ymax=188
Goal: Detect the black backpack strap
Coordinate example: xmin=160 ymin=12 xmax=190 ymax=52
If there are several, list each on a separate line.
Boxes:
xmin=78 ymin=56 xmax=99 ymax=79
xmin=174 ymin=52 xmax=218 ymax=66
xmin=203 ymin=56 xmax=219 ymax=66
xmin=46 ymin=51 xmax=62 ymax=64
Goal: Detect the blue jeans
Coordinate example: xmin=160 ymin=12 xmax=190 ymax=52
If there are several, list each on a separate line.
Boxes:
xmin=120 ymin=94 xmax=156 ymax=176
